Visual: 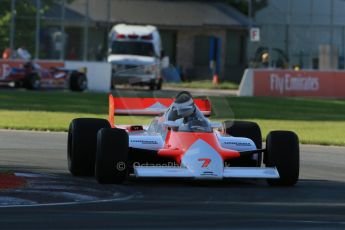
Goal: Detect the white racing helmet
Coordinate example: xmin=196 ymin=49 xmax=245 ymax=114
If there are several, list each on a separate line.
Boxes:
xmin=173 ymin=91 xmax=196 ymax=118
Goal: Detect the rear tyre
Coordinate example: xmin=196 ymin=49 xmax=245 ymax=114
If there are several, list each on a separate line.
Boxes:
xmin=68 ymin=118 xmax=110 ymax=176
xmin=95 ymin=128 xmax=129 ymax=184
xmin=266 ymin=131 xmax=299 ymax=186
xmin=24 ymin=74 xmax=40 ymax=90
xmin=223 ymin=120 xmax=262 ymax=167
xmin=70 ymin=73 xmax=87 ymax=91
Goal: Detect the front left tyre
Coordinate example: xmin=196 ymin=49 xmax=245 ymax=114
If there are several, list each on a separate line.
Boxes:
xmin=68 ymin=118 xmax=110 ymax=176
xmin=265 ymin=131 xmax=300 ymax=186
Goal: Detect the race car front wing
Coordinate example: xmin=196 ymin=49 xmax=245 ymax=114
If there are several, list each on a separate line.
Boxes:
xmin=134 ymin=166 xmax=280 ymax=179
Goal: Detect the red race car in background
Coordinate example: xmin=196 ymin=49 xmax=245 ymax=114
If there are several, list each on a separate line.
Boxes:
xmin=0 ymin=61 xmax=87 ymax=91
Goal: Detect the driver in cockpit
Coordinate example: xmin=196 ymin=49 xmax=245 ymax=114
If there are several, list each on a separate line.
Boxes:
xmin=168 ymin=91 xmax=211 ymax=132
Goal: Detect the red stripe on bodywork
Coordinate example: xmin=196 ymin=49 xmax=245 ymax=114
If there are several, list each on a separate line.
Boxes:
xmin=108 ymin=94 xmax=115 ymax=128
xmin=158 ymin=131 xmax=240 ymax=163
xmin=108 ymin=95 xmax=211 ymax=116
xmin=114 ymin=97 xmax=173 ymax=110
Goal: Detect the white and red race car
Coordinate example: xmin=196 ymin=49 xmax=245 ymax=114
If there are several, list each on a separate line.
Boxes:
xmin=68 ymin=91 xmax=299 ymax=186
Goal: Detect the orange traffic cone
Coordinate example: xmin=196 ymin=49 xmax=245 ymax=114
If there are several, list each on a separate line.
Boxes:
xmin=212 ymin=74 xmax=219 ymax=85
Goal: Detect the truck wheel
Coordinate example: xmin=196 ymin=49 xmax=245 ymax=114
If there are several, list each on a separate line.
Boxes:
xmin=266 ymin=131 xmax=299 ymax=186
xmin=24 ymin=74 xmax=40 ymax=90
xmin=223 ymin=120 xmax=262 ymax=167
xmin=95 ymin=128 xmax=129 ymax=184
xmin=149 ymin=79 xmax=156 ymax=90
xmin=70 ymin=73 xmax=87 ymax=91
xmin=68 ymin=118 xmax=110 ymax=176
xmin=156 ymin=78 xmax=163 ymax=90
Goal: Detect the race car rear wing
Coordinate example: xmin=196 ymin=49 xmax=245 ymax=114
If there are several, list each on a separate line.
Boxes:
xmin=108 ymin=94 xmax=211 ymax=127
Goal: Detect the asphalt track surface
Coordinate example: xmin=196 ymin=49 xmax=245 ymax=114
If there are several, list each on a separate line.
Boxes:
xmin=0 ymin=130 xmax=345 ymax=229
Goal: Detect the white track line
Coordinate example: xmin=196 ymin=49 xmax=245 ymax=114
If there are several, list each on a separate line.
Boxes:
xmin=0 ymin=196 xmax=37 ymax=206
xmin=0 ymin=194 xmax=137 ymax=208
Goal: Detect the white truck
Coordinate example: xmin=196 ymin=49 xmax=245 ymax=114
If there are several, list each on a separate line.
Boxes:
xmin=107 ymin=24 xmax=165 ymax=90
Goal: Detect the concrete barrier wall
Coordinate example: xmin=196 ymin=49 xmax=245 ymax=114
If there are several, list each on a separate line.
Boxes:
xmin=65 ymin=61 xmax=111 ymax=93
xmin=238 ymin=69 xmax=253 ymax=96
xmin=239 ymin=68 xmax=345 ymax=98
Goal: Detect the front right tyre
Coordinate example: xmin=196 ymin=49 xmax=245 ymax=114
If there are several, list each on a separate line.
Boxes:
xmin=68 ymin=118 xmax=110 ymax=176
xmin=95 ymin=128 xmax=129 ymax=184
xmin=223 ymin=120 xmax=262 ymax=167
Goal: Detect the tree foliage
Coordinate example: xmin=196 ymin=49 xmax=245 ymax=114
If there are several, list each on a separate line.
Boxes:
xmin=1 ymin=0 xmax=35 ymax=54
xmin=0 ymin=0 xmax=60 ymax=54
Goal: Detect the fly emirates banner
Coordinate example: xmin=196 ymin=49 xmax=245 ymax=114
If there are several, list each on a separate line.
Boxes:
xmin=253 ymin=70 xmax=345 ymax=98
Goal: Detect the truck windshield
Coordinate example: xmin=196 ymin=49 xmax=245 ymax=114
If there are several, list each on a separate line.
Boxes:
xmin=111 ymin=41 xmax=155 ymax=57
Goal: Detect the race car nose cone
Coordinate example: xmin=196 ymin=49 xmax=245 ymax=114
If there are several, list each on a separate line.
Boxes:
xmin=181 ymin=139 xmax=223 ymax=179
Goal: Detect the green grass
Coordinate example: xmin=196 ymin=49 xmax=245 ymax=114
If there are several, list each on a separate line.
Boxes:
xmin=165 ymin=80 xmax=239 ymax=90
xmin=247 ymin=120 xmax=344 ymax=146
xmin=0 ymin=110 xmax=151 ymax=132
xmin=0 ymin=90 xmax=344 ymax=146
xmin=210 ymin=96 xmax=345 ymax=146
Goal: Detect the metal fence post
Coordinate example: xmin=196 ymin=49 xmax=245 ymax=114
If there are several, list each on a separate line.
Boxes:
xmin=35 ymin=0 xmax=41 ymax=60
xmin=83 ymin=0 xmax=89 ymax=61
xmin=9 ymin=0 xmax=16 ymax=58
xmin=330 ymin=0 xmax=334 ymax=69
xmin=60 ymin=0 xmax=66 ymax=60
xmin=247 ymin=0 xmax=252 ymax=65
xmin=286 ymin=0 xmax=291 ymax=69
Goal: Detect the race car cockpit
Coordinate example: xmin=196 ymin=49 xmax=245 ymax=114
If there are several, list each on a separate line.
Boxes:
xmin=165 ymin=91 xmax=212 ymax=133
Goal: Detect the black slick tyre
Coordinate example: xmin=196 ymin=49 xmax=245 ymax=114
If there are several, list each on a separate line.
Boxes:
xmin=95 ymin=128 xmax=129 ymax=184
xmin=266 ymin=131 xmax=300 ymax=186
xmin=223 ymin=120 xmax=262 ymax=167
xmin=68 ymin=118 xmax=110 ymax=176
xmin=24 ymin=74 xmax=40 ymax=90
xmin=70 ymin=73 xmax=87 ymax=91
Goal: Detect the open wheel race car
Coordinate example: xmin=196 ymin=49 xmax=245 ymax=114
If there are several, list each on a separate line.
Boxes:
xmin=0 ymin=61 xmax=87 ymax=91
xmin=68 ymin=91 xmax=299 ymax=186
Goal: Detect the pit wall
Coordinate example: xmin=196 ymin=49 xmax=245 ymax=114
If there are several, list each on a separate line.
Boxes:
xmin=65 ymin=61 xmax=111 ymax=92
xmin=238 ymin=68 xmax=345 ymax=98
